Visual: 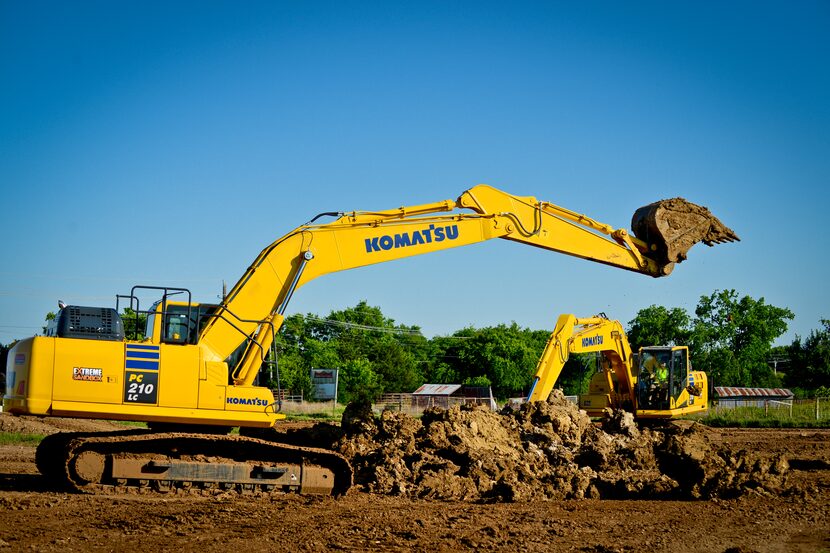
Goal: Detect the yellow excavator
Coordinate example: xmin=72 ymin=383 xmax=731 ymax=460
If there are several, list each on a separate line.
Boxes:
xmin=526 ymin=314 xmax=707 ymax=418
xmin=3 ymin=184 xmax=735 ymax=495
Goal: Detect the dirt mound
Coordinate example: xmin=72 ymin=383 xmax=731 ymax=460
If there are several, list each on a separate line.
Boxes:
xmin=0 ymin=412 xmax=130 ymax=435
xmin=334 ymin=392 xmax=788 ymax=501
xmin=631 ymin=197 xmax=739 ymax=274
xmin=658 ymin=421 xmax=789 ymax=499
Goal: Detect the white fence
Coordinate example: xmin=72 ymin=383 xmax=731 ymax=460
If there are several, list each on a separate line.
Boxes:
xmin=375 ymin=393 xmax=496 ymax=416
xmin=711 ymin=397 xmax=830 ymax=420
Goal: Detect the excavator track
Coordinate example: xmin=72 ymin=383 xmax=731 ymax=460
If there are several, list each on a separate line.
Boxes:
xmin=36 ymin=430 xmax=352 ymax=496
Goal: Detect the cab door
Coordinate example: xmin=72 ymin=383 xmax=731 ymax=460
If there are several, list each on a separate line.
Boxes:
xmin=669 ymin=348 xmax=689 ymax=409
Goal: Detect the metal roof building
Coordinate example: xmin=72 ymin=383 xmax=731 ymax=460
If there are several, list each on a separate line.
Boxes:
xmin=411 ymin=384 xmax=497 ymax=410
xmin=715 ymin=387 xmax=793 ymax=399
xmin=413 ymin=384 xmax=462 ymax=396
xmin=714 ymin=387 xmax=794 ymax=409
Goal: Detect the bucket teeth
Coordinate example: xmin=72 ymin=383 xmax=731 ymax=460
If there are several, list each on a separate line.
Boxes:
xmin=631 ymin=198 xmax=739 ymax=269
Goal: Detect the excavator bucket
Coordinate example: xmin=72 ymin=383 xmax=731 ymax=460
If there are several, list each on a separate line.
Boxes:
xmin=631 ymin=198 xmax=739 ymax=272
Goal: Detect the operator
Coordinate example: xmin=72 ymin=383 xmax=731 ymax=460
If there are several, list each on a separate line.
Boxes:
xmin=642 ymin=352 xmax=669 ymax=404
xmin=654 ymin=360 xmax=668 ymax=386
xmin=644 ymin=353 xmax=669 ymax=380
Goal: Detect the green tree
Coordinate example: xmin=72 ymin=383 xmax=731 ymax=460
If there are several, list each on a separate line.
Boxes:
xmin=787 ymin=319 xmax=830 ymax=390
xmin=339 ymin=358 xmax=383 ymax=403
xmin=272 ymin=302 xmax=428 ymax=399
xmin=557 ymin=353 xmax=596 ymax=396
xmin=463 ymin=375 xmax=492 ymax=387
xmin=0 ymin=341 xmax=13 ymax=389
xmin=270 ymin=346 xmax=313 ymax=399
xmin=271 ymin=313 xmax=320 ymax=398
xmin=691 ymin=289 xmax=793 ymax=388
xmin=320 ymin=301 xmax=427 ymax=393
xmin=121 ymin=307 xmax=147 ymax=340
xmin=627 ymin=305 xmax=691 ymax=350
xmin=434 ymin=323 xmax=548 ymax=398
xmin=424 ymin=334 xmax=463 ymax=384
xmin=42 ymin=311 xmax=56 ymax=334
xmin=272 ymin=325 xmax=340 ymax=399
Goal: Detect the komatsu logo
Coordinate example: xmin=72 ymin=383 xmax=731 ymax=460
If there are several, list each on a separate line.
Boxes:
xmin=582 ymin=335 xmax=603 ymax=347
xmin=227 ymin=397 xmax=269 ymax=407
xmin=365 ymin=224 xmax=459 ymax=253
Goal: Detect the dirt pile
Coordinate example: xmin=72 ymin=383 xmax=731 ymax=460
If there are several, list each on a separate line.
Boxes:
xmin=335 ymin=392 xmax=788 ymax=501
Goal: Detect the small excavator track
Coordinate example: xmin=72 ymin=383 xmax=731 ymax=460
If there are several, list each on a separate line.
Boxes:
xmin=36 ymin=430 xmax=352 ymax=496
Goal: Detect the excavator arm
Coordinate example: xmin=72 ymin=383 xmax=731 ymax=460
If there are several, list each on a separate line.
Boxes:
xmin=196 ymin=184 xmax=736 ymax=385
xmin=526 ymin=315 xmax=635 ymax=405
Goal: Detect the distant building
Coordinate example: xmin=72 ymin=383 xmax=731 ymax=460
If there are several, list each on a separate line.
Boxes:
xmin=714 ymin=386 xmax=793 ymax=408
xmin=412 ymin=384 xmax=498 ymax=410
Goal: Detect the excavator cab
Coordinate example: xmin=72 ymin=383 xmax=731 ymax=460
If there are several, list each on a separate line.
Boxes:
xmin=637 ymin=348 xmax=674 ymax=410
xmin=150 ymin=301 xmax=220 ymax=345
xmin=118 ymin=286 xmax=220 ymax=346
xmin=636 ymin=346 xmax=706 ymax=417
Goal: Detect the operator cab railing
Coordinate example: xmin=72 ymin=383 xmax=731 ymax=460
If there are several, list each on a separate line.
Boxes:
xmin=116 ymin=285 xmax=282 ymax=401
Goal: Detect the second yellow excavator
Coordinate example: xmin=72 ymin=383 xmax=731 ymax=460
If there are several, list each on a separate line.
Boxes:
xmin=526 ymin=314 xmax=707 ymax=418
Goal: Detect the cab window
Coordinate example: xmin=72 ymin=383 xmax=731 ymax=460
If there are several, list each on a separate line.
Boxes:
xmin=145 ymin=311 xmax=157 ymax=341
xmin=160 ymin=303 xmax=219 ymax=344
xmin=164 ymin=311 xmax=190 ymax=344
xmin=671 ymin=349 xmax=688 ymax=399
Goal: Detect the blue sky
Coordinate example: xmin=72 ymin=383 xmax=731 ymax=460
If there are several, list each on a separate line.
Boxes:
xmin=1 ymin=1 xmax=828 ymax=346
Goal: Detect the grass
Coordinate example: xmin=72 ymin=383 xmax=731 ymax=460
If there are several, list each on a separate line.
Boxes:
xmin=0 ymin=419 xmax=145 ymax=447
xmin=702 ymin=415 xmax=830 ymax=429
xmin=0 ymin=432 xmax=46 ymax=446
xmin=280 ymin=402 xmax=346 ymax=422
xmin=114 ymin=420 xmax=148 ymax=428
xmin=284 ymin=413 xmax=342 ymax=421
xmin=700 ymin=402 xmax=830 ymax=428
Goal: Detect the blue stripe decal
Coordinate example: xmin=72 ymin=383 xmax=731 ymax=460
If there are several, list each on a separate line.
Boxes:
xmin=126 ymin=351 xmax=160 ymax=360
xmin=126 ymin=344 xmax=160 ymax=351
xmin=126 ymin=360 xmax=159 ymax=370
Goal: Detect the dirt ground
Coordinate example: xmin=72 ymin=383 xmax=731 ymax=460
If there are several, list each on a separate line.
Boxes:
xmin=0 ymin=412 xmax=827 ymax=552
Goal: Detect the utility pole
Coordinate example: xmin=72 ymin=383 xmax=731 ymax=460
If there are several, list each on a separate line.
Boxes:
xmin=767 ymin=355 xmax=789 ymax=375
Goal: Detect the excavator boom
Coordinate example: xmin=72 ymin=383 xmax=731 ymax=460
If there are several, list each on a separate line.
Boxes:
xmin=527 ymin=315 xmax=634 ymax=405
xmin=204 ymin=184 xmax=737 ymax=383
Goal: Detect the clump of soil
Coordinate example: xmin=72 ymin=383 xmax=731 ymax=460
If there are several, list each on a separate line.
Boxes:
xmin=631 ymin=197 xmax=739 ymax=273
xmin=657 ymin=421 xmax=789 ymax=499
xmin=333 ymin=392 xmax=788 ymax=501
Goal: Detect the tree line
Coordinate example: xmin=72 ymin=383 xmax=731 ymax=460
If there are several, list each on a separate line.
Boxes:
xmin=2 ymin=289 xmax=827 ymax=401
xmin=271 ymin=290 xmax=828 ymax=401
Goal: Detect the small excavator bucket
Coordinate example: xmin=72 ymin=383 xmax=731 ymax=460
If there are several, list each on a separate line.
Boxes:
xmin=631 ymin=198 xmax=739 ymax=272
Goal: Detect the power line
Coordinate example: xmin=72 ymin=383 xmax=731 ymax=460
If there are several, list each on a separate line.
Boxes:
xmin=302 ymin=315 xmax=422 ymax=336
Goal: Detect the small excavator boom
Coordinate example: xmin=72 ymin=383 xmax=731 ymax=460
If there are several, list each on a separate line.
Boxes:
xmin=527 ymin=315 xmax=635 ymax=406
